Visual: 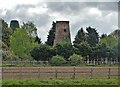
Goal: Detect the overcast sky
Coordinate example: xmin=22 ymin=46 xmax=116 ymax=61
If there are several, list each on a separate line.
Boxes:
xmin=0 ymin=0 xmax=119 ymax=42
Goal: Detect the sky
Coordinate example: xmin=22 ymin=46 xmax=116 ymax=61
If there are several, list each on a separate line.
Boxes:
xmin=0 ymin=0 xmax=119 ymax=43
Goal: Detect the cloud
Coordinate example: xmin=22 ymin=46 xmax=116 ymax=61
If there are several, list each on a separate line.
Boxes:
xmin=0 ymin=1 xmax=118 ymax=42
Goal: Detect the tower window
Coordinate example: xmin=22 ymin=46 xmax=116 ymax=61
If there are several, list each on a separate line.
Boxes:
xmin=64 ymin=29 xmax=66 ymax=32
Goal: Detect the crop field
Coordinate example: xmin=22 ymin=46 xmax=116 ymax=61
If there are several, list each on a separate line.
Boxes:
xmin=2 ymin=66 xmax=118 ymax=79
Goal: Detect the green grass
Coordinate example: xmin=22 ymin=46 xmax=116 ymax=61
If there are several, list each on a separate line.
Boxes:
xmin=2 ymin=78 xmax=119 ymax=85
xmin=2 ymin=63 xmax=118 ymax=67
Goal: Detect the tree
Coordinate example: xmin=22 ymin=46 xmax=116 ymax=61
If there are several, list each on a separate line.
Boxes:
xmin=10 ymin=28 xmax=37 ymax=60
xmin=46 ymin=21 xmax=56 ymax=46
xmin=35 ymin=36 xmax=42 ymax=44
xmin=30 ymin=44 xmax=56 ymax=61
xmin=10 ymin=20 xmax=20 ymax=31
xmin=50 ymin=55 xmax=66 ymax=66
xmin=1 ymin=19 xmax=13 ymax=47
xmin=99 ymin=35 xmax=118 ymax=61
xmin=90 ymin=43 xmax=108 ymax=61
xmin=73 ymin=28 xmax=86 ymax=47
xmin=21 ymin=21 xmax=37 ymax=38
xmin=100 ymin=34 xmax=107 ymax=39
xmin=86 ymin=26 xmax=99 ymax=47
xmin=100 ymin=35 xmax=118 ymax=49
xmin=74 ymin=41 xmax=92 ymax=59
xmin=1 ymin=19 xmax=16 ymax=61
xmin=55 ymin=40 xmax=73 ymax=60
xmin=68 ymin=54 xmax=83 ymax=66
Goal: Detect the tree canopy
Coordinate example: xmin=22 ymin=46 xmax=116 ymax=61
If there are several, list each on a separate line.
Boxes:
xmin=10 ymin=28 xmax=37 ymax=60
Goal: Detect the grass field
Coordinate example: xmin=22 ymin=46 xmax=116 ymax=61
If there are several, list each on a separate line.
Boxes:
xmin=2 ymin=78 xmax=119 ymax=85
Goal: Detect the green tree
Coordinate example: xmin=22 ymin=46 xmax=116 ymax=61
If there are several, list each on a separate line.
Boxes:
xmin=100 ymin=35 xmax=118 ymax=49
xmin=74 ymin=41 xmax=92 ymax=59
xmin=1 ymin=19 xmax=13 ymax=47
xmin=100 ymin=34 xmax=107 ymax=39
xmin=90 ymin=43 xmax=108 ymax=61
xmin=46 ymin=21 xmax=56 ymax=46
xmin=98 ymin=35 xmax=118 ymax=61
xmin=86 ymin=26 xmax=99 ymax=47
xmin=55 ymin=40 xmax=73 ymax=60
xmin=73 ymin=28 xmax=86 ymax=47
xmin=10 ymin=28 xmax=37 ymax=60
xmin=35 ymin=36 xmax=42 ymax=44
xmin=21 ymin=21 xmax=42 ymax=43
xmin=50 ymin=55 xmax=66 ymax=66
xmin=21 ymin=21 xmax=37 ymax=38
xmin=68 ymin=54 xmax=83 ymax=66
xmin=31 ymin=44 xmax=56 ymax=61
xmin=1 ymin=19 xmax=16 ymax=61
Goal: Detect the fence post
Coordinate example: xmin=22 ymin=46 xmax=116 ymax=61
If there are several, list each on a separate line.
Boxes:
xmin=38 ymin=67 xmax=40 ymax=78
xmin=108 ymin=67 xmax=111 ymax=79
xmin=90 ymin=68 xmax=93 ymax=79
xmin=73 ymin=67 xmax=76 ymax=79
xmin=55 ymin=68 xmax=58 ymax=79
xmin=19 ymin=67 xmax=22 ymax=79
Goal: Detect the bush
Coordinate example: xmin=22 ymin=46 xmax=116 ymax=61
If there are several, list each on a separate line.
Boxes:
xmin=31 ymin=44 xmax=56 ymax=61
xmin=50 ymin=55 xmax=66 ymax=66
xmin=68 ymin=54 xmax=83 ymax=66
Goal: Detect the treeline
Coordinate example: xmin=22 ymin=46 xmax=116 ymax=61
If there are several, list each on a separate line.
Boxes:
xmin=1 ymin=19 xmax=120 ymax=65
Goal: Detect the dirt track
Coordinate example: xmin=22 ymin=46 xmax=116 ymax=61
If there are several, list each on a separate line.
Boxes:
xmin=2 ymin=66 xmax=119 ymax=79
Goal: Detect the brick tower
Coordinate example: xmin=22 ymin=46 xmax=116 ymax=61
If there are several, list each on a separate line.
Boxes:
xmin=53 ymin=21 xmax=71 ymax=46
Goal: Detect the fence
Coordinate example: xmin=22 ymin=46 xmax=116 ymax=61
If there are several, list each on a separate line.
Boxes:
xmin=2 ymin=66 xmax=118 ymax=79
xmin=2 ymin=60 xmax=118 ymax=66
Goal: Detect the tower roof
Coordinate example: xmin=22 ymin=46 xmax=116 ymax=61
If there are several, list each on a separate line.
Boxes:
xmin=56 ymin=21 xmax=69 ymax=23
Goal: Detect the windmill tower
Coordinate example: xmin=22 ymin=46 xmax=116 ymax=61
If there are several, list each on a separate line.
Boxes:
xmin=53 ymin=21 xmax=71 ymax=46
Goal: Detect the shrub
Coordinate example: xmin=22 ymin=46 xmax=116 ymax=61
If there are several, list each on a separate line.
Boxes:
xmin=50 ymin=55 xmax=66 ymax=66
xmin=68 ymin=54 xmax=83 ymax=66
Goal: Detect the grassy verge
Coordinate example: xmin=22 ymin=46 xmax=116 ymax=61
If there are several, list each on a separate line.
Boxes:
xmin=1 ymin=63 xmax=118 ymax=67
xmin=2 ymin=78 xmax=118 ymax=85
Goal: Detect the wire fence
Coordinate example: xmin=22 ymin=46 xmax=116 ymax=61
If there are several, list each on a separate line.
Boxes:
xmin=2 ymin=66 xmax=118 ymax=79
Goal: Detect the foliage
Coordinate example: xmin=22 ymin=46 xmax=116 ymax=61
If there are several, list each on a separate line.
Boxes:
xmin=68 ymin=54 xmax=83 ymax=66
xmin=100 ymin=34 xmax=107 ymax=39
xmin=100 ymin=35 xmax=118 ymax=49
xmin=74 ymin=41 xmax=92 ymax=58
xmin=21 ymin=21 xmax=37 ymax=38
xmin=1 ymin=19 xmax=13 ymax=47
xmin=55 ymin=40 xmax=73 ymax=60
xmin=35 ymin=36 xmax=42 ymax=44
xmin=50 ymin=55 xmax=66 ymax=66
xmin=46 ymin=21 xmax=56 ymax=46
xmin=31 ymin=44 xmax=56 ymax=61
xmin=86 ymin=26 xmax=99 ymax=47
xmin=73 ymin=28 xmax=86 ymax=47
xmin=1 ymin=19 xmax=16 ymax=61
xmin=99 ymin=35 xmax=118 ymax=60
xmin=10 ymin=28 xmax=37 ymax=60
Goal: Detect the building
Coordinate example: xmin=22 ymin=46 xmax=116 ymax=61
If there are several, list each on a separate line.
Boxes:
xmin=53 ymin=21 xmax=71 ymax=46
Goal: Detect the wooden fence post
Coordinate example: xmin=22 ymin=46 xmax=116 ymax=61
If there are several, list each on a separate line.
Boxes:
xmin=55 ymin=68 xmax=58 ymax=79
xmin=19 ymin=67 xmax=22 ymax=79
xmin=38 ymin=67 xmax=40 ymax=78
xmin=73 ymin=67 xmax=76 ymax=79
xmin=90 ymin=68 xmax=93 ymax=79
xmin=108 ymin=67 xmax=111 ymax=79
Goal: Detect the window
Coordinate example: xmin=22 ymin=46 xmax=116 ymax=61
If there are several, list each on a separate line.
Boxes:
xmin=64 ymin=29 xmax=66 ymax=32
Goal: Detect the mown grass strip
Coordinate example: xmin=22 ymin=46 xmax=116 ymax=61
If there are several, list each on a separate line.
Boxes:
xmin=2 ymin=78 xmax=119 ymax=86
